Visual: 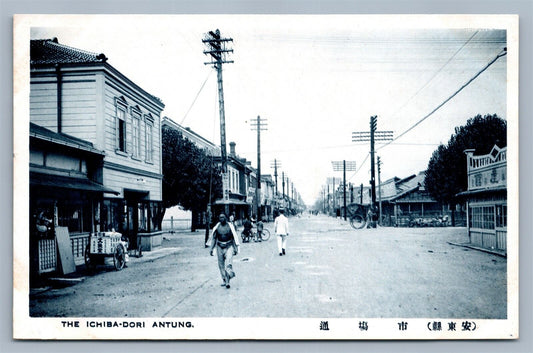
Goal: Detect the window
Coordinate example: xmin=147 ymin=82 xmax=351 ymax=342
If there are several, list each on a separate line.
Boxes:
xmin=57 ymin=201 xmax=93 ymax=234
xmin=145 ymin=119 xmax=153 ymax=163
xmin=116 ymin=103 xmax=127 ymax=153
xmin=469 ymin=206 xmax=495 ymax=230
xmin=131 ymin=109 xmax=141 ymax=158
xmin=496 ymin=204 xmax=507 ymax=228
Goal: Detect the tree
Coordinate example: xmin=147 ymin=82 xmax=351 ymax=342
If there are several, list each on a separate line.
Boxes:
xmin=161 ymin=126 xmax=222 ymax=230
xmin=425 ymin=114 xmax=506 ymax=225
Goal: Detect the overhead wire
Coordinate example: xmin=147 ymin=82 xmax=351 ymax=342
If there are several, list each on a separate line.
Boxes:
xmin=377 ymin=47 xmax=507 ymax=152
xmin=387 ymin=30 xmax=480 ymax=120
xmin=345 ymin=45 xmax=507 ymax=185
xmin=180 ymin=70 xmax=213 ymax=125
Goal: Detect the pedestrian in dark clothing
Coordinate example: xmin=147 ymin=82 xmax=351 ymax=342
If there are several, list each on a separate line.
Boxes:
xmin=208 ymin=213 xmax=240 ymax=288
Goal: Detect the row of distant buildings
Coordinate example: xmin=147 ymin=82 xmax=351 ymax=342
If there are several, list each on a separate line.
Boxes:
xmin=324 ymin=144 xmax=507 ymax=255
xmin=28 ymin=38 xmax=302 ymax=281
xmin=324 ymin=171 xmax=464 ymax=227
xmin=162 ymin=117 xmax=303 ymax=230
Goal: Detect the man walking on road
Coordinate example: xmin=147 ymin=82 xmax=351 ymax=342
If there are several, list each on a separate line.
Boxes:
xmin=209 ymin=213 xmax=240 ymax=288
xmin=274 ymin=208 xmax=289 ymax=256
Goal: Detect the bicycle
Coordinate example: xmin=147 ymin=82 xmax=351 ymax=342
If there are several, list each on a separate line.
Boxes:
xmin=256 ymin=228 xmax=271 ymax=241
xmin=241 ymin=226 xmax=271 ymax=242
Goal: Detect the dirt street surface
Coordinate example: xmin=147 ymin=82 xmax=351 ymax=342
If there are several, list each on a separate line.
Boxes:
xmin=30 ymin=214 xmax=507 ymax=319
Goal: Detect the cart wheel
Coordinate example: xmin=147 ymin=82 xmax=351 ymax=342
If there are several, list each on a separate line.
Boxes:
xmin=114 ymin=243 xmax=126 ymax=271
xmin=261 ymin=228 xmax=271 ymax=241
xmin=350 ymin=215 xmax=366 ymax=229
xmin=84 ymin=244 xmax=95 ymax=271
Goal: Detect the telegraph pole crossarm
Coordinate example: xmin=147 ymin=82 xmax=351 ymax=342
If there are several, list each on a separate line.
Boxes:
xmin=332 ymin=160 xmax=356 ymax=220
xmin=352 ymin=115 xmax=393 ymax=212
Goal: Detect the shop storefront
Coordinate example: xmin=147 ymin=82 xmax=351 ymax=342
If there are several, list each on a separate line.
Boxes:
xmin=458 ymin=145 xmax=507 ymax=254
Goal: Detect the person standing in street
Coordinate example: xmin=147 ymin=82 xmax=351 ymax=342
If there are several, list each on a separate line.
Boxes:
xmin=274 ymin=208 xmax=289 ymax=256
xmin=209 ymin=213 xmax=240 ymax=288
xmin=229 ymin=212 xmax=236 ymax=230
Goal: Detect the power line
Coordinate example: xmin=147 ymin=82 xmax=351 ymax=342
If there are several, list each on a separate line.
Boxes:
xmin=377 ymin=47 xmax=507 ymax=152
xmin=180 ymin=70 xmax=213 ymax=125
xmin=388 ymin=30 xmax=479 ymax=120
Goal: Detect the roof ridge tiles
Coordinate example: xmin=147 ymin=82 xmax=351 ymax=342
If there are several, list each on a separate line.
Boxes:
xmin=31 ymin=38 xmax=107 ymax=64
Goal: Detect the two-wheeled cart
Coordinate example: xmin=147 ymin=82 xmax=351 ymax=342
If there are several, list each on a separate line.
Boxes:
xmin=84 ymin=231 xmax=129 ymax=271
xmin=346 ymin=203 xmax=369 ymax=229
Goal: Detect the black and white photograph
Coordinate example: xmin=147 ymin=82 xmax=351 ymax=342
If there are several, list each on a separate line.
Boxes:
xmin=13 ymin=14 xmax=518 ymax=340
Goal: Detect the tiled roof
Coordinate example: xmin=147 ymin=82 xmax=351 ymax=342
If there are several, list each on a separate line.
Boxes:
xmin=30 ymin=38 xmax=164 ymax=107
xmin=30 ymin=38 xmax=108 ymax=65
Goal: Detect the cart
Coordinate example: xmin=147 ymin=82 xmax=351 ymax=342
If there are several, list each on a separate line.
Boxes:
xmin=84 ymin=231 xmax=129 ymax=271
xmin=346 ymin=203 xmax=369 ymax=229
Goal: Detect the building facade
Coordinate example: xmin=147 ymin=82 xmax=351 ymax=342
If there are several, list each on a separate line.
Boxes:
xmin=458 ymin=145 xmax=507 ymax=254
xmin=30 ymin=38 xmax=165 ymax=257
xmin=214 ymin=142 xmax=253 ymax=225
xmin=260 ymin=175 xmax=276 ymax=221
xmin=30 ymin=123 xmax=119 ymax=278
xmin=350 ymin=172 xmax=458 ymax=227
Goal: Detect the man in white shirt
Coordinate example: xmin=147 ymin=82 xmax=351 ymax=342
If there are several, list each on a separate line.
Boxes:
xmin=274 ymin=208 xmax=289 ymax=256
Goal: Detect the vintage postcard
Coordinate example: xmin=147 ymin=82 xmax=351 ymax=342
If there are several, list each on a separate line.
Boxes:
xmin=13 ymin=14 xmax=518 ymax=340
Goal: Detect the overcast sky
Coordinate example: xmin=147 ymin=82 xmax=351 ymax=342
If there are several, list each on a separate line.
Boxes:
xmin=28 ymin=15 xmax=510 ymax=205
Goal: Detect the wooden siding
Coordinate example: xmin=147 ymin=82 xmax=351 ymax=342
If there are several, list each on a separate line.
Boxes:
xmin=496 ymin=230 xmax=507 ymax=250
xmin=60 ymin=79 xmax=98 ymax=141
xmin=103 ymin=167 xmax=162 ymax=201
xmin=102 ymin=79 xmax=162 ymax=178
xmin=30 ymin=81 xmax=58 ymax=131
xmin=470 ymin=229 xmax=506 ymax=251
xmin=30 ymin=76 xmax=98 ymax=141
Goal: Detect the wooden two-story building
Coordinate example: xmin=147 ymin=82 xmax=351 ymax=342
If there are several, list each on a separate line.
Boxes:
xmin=30 ymin=38 xmax=166 ymax=265
xmin=457 ymin=145 xmax=507 ymax=255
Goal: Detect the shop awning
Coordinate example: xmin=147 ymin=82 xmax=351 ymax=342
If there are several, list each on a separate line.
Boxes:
xmin=30 ymin=172 xmax=120 ymax=195
xmin=456 ymin=186 xmax=507 ymax=198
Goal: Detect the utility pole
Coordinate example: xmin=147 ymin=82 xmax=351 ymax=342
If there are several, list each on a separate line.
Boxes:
xmin=203 ymin=29 xmax=233 ymax=172
xmin=352 ymin=116 xmax=393 ymax=208
xmin=250 ymin=116 xmax=267 ymax=221
xmin=332 ymin=160 xmax=357 ymax=220
xmin=282 ymin=171 xmax=286 ymax=203
xmin=323 ymin=187 xmax=326 ymax=214
xmin=287 ymin=177 xmax=291 ymax=212
xmin=331 ymin=177 xmax=337 ymax=218
xmin=327 ymin=182 xmax=330 ymax=214
xmin=270 ymin=159 xmax=281 ymax=196
xmin=370 ymin=116 xmax=376 ymax=207
xmin=202 ymin=29 xmax=233 ymax=230
xmin=377 ymin=156 xmax=383 ymax=226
